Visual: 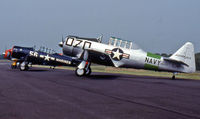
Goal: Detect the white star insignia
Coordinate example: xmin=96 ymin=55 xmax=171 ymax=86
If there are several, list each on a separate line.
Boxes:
xmin=44 ymin=54 xmax=50 ymax=61
xmin=112 ymin=49 xmax=122 ymax=60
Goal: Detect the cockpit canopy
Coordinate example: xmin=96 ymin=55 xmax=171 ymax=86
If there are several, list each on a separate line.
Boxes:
xmin=108 ymin=37 xmax=141 ymax=50
xmin=38 ymin=46 xmax=56 ymax=54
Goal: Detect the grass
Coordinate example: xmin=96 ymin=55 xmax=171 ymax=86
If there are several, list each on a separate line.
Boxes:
xmin=33 ymin=65 xmax=200 ymax=80
xmin=0 ymin=59 xmax=11 ymax=62
xmin=92 ymin=66 xmax=200 ymax=80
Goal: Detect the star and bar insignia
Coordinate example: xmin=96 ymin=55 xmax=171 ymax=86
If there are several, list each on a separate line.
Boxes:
xmin=105 ymin=48 xmax=130 ymax=61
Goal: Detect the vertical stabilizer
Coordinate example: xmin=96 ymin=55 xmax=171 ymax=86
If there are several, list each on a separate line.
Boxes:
xmin=170 ymin=42 xmax=196 ymax=73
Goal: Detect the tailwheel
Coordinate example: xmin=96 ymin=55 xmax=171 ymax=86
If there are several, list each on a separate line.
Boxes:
xmin=85 ymin=67 xmax=92 ymax=76
xmin=172 ymin=75 xmax=175 ymax=80
xmin=19 ymin=62 xmax=29 ymax=71
xmin=75 ymin=68 xmax=86 ymax=77
xmin=172 ymin=72 xmax=177 ymax=80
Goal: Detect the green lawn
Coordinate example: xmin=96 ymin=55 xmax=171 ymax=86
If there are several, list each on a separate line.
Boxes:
xmin=92 ymin=66 xmax=200 ymax=80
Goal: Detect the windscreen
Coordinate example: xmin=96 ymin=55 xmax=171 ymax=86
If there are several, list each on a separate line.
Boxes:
xmin=108 ymin=37 xmax=143 ymax=50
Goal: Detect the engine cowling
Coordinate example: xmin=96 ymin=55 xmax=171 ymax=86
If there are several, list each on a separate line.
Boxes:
xmin=62 ymin=37 xmax=84 ymax=58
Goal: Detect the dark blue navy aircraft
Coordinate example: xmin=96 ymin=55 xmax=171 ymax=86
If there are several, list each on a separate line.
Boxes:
xmin=4 ymin=46 xmax=81 ymax=71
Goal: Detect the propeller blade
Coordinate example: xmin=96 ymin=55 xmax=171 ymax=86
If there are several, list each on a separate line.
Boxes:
xmin=58 ymin=35 xmax=64 ymax=48
xmin=62 ymin=35 xmax=64 ymax=43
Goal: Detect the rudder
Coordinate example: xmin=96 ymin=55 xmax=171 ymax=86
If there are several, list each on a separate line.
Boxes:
xmin=170 ymin=42 xmax=196 ymax=73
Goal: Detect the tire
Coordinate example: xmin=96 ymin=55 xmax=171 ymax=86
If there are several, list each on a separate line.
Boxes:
xmin=19 ymin=62 xmax=29 ymax=71
xmin=85 ymin=67 xmax=92 ymax=76
xmin=75 ymin=68 xmax=86 ymax=77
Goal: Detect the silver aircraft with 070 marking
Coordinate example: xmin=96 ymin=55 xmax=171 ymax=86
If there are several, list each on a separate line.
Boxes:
xmin=59 ymin=35 xmax=196 ymax=79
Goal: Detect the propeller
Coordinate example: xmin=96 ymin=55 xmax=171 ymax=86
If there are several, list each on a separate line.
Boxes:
xmin=4 ymin=49 xmax=12 ymax=59
xmin=2 ymin=46 xmax=6 ymax=57
xmin=58 ymin=35 xmax=64 ymax=47
xmin=97 ymin=34 xmax=103 ymax=43
xmin=62 ymin=35 xmax=64 ymax=43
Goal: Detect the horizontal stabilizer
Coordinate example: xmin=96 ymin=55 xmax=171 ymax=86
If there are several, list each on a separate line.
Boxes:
xmin=163 ymin=57 xmax=189 ymax=67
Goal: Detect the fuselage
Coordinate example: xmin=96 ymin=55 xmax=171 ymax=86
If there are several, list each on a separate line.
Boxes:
xmin=61 ymin=36 xmax=189 ymax=73
xmin=6 ymin=46 xmax=80 ymax=66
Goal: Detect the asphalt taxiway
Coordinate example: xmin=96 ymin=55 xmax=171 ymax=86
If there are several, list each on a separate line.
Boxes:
xmin=0 ymin=62 xmax=200 ymax=119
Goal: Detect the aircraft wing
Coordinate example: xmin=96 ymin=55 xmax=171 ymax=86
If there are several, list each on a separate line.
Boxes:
xmin=163 ymin=57 xmax=189 ymax=67
xmin=84 ymin=48 xmax=126 ymax=68
xmin=87 ymin=50 xmax=115 ymax=66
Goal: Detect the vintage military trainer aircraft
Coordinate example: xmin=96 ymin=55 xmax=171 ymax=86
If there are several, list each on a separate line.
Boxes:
xmin=4 ymin=46 xmax=80 ymax=71
xmin=59 ymin=35 xmax=196 ymax=79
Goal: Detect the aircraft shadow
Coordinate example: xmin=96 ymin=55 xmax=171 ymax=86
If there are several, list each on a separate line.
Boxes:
xmin=27 ymin=69 xmax=49 ymax=72
xmin=86 ymin=74 xmax=119 ymax=80
xmin=122 ymin=75 xmax=198 ymax=82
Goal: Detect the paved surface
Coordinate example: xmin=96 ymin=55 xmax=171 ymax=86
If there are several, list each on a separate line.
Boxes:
xmin=0 ymin=62 xmax=200 ymax=119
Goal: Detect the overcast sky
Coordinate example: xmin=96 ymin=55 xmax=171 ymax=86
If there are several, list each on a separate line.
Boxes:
xmin=0 ymin=0 xmax=200 ymax=54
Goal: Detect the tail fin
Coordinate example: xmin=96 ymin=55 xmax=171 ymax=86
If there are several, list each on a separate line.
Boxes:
xmin=170 ymin=42 xmax=196 ymax=73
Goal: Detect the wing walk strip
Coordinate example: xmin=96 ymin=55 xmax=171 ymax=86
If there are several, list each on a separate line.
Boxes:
xmin=47 ymin=79 xmax=200 ymax=119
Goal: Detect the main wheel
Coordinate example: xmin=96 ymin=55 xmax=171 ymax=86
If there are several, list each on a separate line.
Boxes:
xmin=75 ymin=68 xmax=86 ymax=77
xmin=19 ymin=62 xmax=29 ymax=71
xmin=85 ymin=67 xmax=92 ymax=76
xmin=172 ymin=75 xmax=175 ymax=80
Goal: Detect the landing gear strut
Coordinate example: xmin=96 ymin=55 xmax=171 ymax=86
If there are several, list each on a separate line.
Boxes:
xmin=85 ymin=67 xmax=91 ymax=76
xmin=11 ymin=60 xmax=19 ymax=69
xmin=11 ymin=62 xmax=17 ymax=69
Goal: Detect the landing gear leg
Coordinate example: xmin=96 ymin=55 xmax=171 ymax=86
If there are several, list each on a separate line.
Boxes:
xmin=85 ymin=67 xmax=92 ymax=76
xmin=11 ymin=62 xmax=17 ymax=69
xmin=11 ymin=60 xmax=18 ymax=69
